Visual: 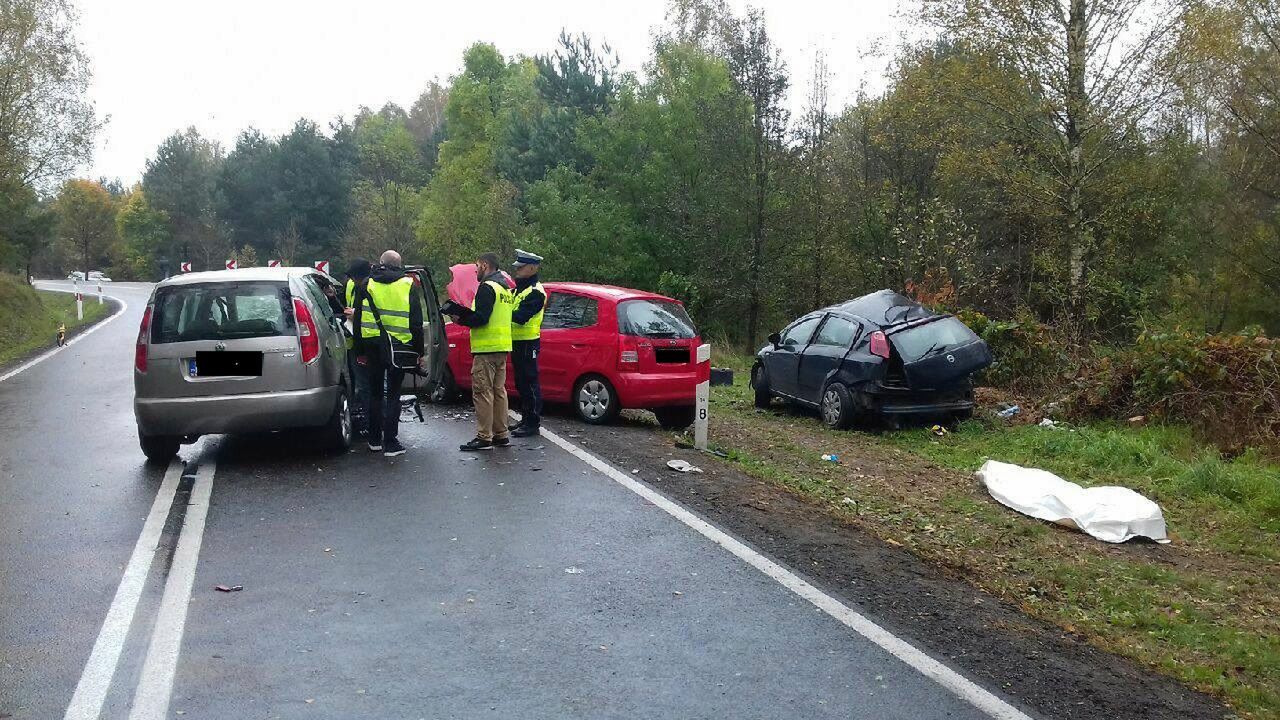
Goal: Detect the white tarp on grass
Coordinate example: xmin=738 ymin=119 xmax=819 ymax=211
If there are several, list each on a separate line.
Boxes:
xmin=976 ymin=460 xmax=1170 ymax=543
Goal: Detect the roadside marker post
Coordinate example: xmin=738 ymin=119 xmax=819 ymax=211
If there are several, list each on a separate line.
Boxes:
xmin=695 ymin=343 xmax=711 ymax=450
xmin=97 ymin=283 xmax=103 ymax=304
xmin=75 ymin=283 xmax=83 ymax=321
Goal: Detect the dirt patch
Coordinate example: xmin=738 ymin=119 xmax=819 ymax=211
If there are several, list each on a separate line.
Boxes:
xmin=547 ymin=413 xmax=1232 ymax=720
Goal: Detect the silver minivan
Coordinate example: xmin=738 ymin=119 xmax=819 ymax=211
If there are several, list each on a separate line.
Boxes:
xmin=133 ymin=266 xmax=446 ymax=462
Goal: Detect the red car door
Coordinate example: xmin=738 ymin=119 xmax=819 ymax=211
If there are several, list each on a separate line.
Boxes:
xmin=537 ymin=291 xmax=607 ymax=403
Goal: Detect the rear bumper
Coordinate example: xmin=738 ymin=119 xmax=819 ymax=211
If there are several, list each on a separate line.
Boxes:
xmin=615 ymin=369 xmax=698 ymax=409
xmin=865 ymin=383 xmax=974 ymax=416
xmin=135 ymin=386 xmax=338 ymax=437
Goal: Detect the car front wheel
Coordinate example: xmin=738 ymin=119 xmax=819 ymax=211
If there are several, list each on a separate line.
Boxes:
xmin=574 ymin=375 xmax=620 ymax=425
xmin=820 ymin=383 xmax=856 ymax=430
xmin=751 ymin=364 xmax=772 ymax=408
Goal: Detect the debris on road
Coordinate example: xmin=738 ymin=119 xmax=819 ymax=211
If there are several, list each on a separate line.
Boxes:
xmin=1038 ymin=418 xmax=1062 ymax=429
xmin=821 ymin=454 xmax=840 ymax=463
xmin=564 ymin=566 xmax=584 ymax=574
xmin=214 ymin=585 xmax=243 ymax=592
xmin=842 ymin=497 xmax=856 ymax=505
xmin=930 ymin=424 xmax=948 ymax=437
xmin=976 ymin=460 xmax=1169 ymax=543
xmin=666 ymin=459 xmax=703 ymax=473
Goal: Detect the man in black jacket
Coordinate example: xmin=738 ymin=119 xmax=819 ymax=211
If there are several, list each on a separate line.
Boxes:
xmin=509 ymin=250 xmax=547 ymax=436
xmin=353 ymin=250 xmax=424 ymax=457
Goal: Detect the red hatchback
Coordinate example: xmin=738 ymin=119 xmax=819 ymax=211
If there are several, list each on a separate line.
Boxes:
xmin=442 ymin=282 xmax=702 ymax=428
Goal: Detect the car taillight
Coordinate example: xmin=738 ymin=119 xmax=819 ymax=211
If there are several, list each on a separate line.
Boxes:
xmin=869 ymin=331 xmax=891 ymax=359
xmin=135 ymin=306 xmax=152 ymax=372
xmin=294 ymin=297 xmax=320 ymax=364
xmin=618 ymin=336 xmax=640 ymax=369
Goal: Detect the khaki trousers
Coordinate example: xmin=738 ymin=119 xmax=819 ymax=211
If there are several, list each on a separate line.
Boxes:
xmin=471 ymin=352 xmax=510 ymax=440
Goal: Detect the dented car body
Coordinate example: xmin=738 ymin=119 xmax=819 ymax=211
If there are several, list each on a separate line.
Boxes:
xmin=751 ymin=290 xmax=993 ymax=428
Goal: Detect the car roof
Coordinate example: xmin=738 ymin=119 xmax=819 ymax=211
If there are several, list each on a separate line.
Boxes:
xmin=544 ymin=281 xmax=681 ymax=304
xmin=819 ymin=289 xmax=938 ymax=328
xmin=156 ymin=267 xmax=328 ymax=287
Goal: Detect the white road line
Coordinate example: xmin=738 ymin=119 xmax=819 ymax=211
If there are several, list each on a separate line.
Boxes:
xmin=63 ymin=460 xmax=185 ymax=720
xmin=537 ymin=424 xmax=1036 ymax=720
xmin=0 ymin=286 xmax=129 ymax=384
xmin=128 ymin=459 xmax=215 ymax=720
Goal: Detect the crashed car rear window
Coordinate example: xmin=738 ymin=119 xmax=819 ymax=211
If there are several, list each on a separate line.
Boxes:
xmin=890 ymin=316 xmax=980 ymax=363
xmin=151 ymin=282 xmax=294 ymax=344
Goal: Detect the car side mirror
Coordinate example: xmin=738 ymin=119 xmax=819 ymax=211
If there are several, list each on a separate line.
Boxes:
xmin=768 ymin=332 xmax=781 ymax=348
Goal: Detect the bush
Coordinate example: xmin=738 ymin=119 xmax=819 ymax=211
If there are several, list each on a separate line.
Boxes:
xmin=954 ymin=308 xmax=1067 ymax=390
xmin=1066 ymin=329 xmax=1280 ymax=455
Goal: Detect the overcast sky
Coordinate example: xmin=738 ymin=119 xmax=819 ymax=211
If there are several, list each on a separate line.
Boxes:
xmin=78 ymin=0 xmax=909 ymax=184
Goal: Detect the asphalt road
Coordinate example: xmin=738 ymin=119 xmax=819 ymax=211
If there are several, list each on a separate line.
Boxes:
xmin=0 ymin=280 xmax=1034 ymax=719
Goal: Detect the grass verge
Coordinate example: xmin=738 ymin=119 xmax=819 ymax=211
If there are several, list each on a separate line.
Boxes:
xmin=0 ymin=275 xmax=112 ymax=368
xmin=703 ymin=349 xmax=1279 ymax=718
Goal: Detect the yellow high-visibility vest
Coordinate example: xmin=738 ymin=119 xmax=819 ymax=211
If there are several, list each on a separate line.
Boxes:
xmin=511 ymin=282 xmax=546 ymax=341
xmin=359 ymin=276 xmax=414 ymax=345
xmin=471 ymin=280 xmax=513 ymax=353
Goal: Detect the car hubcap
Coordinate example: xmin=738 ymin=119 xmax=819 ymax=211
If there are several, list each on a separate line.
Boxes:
xmin=579 ymin=380 xmax=611 ymax=419
xmin=822 ymin=390 xmax=841 ymax=425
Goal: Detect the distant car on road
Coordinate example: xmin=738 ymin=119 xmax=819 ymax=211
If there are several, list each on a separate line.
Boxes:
xmin=66 ymin=271 xmax=111 ymax=282
xmin=132 ymin=266 xmax=446 ymax=462
xmin=752 ymin=290 xmax=992 ymax=429
xmin=443 ymin=282 xmax=702 ymax=428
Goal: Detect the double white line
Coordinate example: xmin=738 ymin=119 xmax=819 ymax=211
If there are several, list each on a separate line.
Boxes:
xmin=63 ymin=458 xmax=216 ymax=720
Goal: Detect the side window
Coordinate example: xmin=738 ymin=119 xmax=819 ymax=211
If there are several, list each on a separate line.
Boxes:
xmin=812 ymin=316 xmax=859 ymax=349
xmin=780 ymin=316 xmax=821 ymax=348
xmin=542 ymin=293 xmax=599 ymax=330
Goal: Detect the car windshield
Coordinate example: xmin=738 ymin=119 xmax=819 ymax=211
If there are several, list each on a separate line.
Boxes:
xmin=889 ymin=316 xmax=980 ymax=363
xmin=617 ymin=299 xmax=697 ymax=339
xmin=151 ymin=281 xmax=294 ymax=344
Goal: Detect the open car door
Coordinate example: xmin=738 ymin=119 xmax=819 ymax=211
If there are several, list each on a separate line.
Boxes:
xmin=400 ymin=265 xmax=448 ymax=398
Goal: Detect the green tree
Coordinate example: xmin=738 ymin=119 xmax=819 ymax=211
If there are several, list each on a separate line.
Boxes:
xmin=0 ymin=177 xmax=53 ymax=281
xmin=0 ymin=0 xmax=99 ymax=189
xmin=115 ymin=187 xmax=169 ymax=280
xmin=54 ymin=179 xmax=116 ymax=279
xmin=142 ymin=128 xmax=225 ymax=272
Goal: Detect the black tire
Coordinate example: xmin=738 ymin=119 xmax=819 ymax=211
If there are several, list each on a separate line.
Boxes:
xmin=573 ymin=375 xmax=620 ymax=425
xmin=654 ymin=406 xmax=696 ymax=430
xmin=139 ymin=432 xmax=179 ymax=464
xmin=751 ymin=364 xmax=772 ymax=409
xmin=819 ymin=382 xmax=856 ymax=430
xmin=320 ymin=388 xmax=353 ymax=452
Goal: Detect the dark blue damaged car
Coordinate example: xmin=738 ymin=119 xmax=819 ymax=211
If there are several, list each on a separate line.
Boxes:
xmin=750 ymin=290 xmax=993 ymax=429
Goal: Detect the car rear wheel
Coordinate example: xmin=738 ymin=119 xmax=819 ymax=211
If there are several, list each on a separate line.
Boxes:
xmin=820 ymin=383 xmax=856 ymax=430
xmin=574 ymin=375 xmax=620 ymax=425
xmin=321 ymin=389 xmax=353 ymax=452
xmin=654 ymin=406 xmax=696 ymax=430
xmin=139 ymin=432 xmax=179 ymax=464
xmin=751 ymin=364 xmax=772 ymax=409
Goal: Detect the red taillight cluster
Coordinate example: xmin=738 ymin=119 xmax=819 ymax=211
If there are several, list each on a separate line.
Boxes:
xmin=135 ymin=306 xmax=152 ymax=372
xmin=293 ymin=297 xmax=320 ymax=364
xmin=869 ymin=330 xmax=891 ymax=359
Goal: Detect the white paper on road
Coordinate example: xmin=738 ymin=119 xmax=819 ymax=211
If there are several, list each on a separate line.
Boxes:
xmin=976 ymin=460 xmax=1169 ymax=543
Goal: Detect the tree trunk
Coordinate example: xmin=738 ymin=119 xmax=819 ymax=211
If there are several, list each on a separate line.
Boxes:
xmin=1065 ymin=0 xmax=1090 ymax=316
xmin=747 ymin=125 xmax=766 ymax=350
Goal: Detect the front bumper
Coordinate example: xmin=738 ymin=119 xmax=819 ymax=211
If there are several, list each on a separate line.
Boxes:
xmin=135 ymin=386 xmax=339 ymax=437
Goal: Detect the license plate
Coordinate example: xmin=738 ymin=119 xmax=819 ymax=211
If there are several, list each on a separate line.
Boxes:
xmin=193 ymin=352 xmax=264 ymax=377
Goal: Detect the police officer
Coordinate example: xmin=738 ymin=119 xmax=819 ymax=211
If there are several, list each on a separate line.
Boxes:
xmin=353 ymin=250 xmax=424 ymax=458
xmin=509 ymin=250 xmax=546 ymax=437
xmin=447 ymin=252 xmax=514 ymax=451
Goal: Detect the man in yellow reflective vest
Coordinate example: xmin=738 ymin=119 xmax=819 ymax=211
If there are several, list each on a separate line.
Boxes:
xmin=509 ymin=249 xmax=547 ymax=437
xmin=445 ymin=252 xmax=513 ymax=451
xmin=353 ymin=250 xmax=424 ymax=458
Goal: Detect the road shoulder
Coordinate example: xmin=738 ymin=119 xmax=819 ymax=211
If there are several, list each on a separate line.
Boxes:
xmin=552 ymin=414 xmax=1231 ymax=720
